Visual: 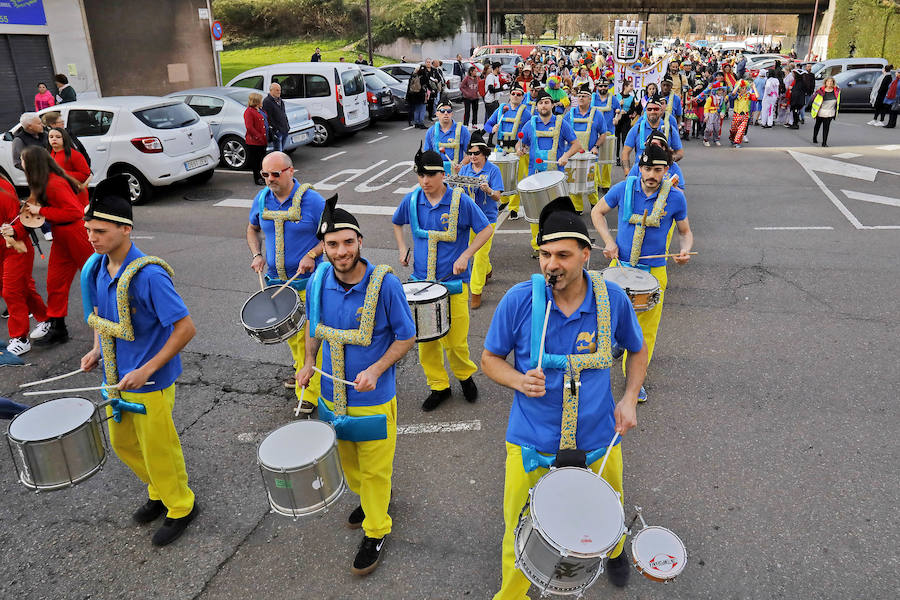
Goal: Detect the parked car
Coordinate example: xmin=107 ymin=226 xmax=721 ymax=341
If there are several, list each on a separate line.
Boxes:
xmin=472 ymin=44 xmax=536 ymax=60
xmin=827 ymin=68 xmax=884 ymax=108
xmin=0 ymin=97 xmax=218 ymax=204
xmin=474 ymin=53 xmax=519 ymax=79
xmin=227 ymin=62 xmax=369 ymax=146
xmin=380 ymin=63 xmax=460 ymax=102
xmin=810 ymin=57 xmax=889 ymax=81
xmin=359 ymin=67 xmax=397 ymax=121
xmin=166 ymin=87 xmax=314 ymax=170
xmin=745 ymin=54 xmax=793 ymax=67
xmin=434 ymin=61 xmax=463 ymax=100
xmin=361 ymin=66 xmax=407 ymax=115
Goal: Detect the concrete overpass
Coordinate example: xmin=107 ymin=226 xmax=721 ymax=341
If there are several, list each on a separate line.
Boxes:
xmin=478 ymin=0 xmax=828 ymax=15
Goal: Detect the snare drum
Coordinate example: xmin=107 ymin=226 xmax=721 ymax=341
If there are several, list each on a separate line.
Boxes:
xmin=565 ymin=153 xmax=597 ymax=195
xmin=518 ymin=170 xmax=569 ymax=224
xmin=6 ymin=397 xmax=107 ymax=491
xmin=490 ymin=151 xmax=521 ymax=195
xmin=597 ymin=136 xmax=616 ymax=165
xmin=600 ymin=266 xmax=661 ymax=312
xmin=631 ymin=524 xmax=687 ymax=582
xmin=402 ymin=281 xmax=450 ymax=342
xmin=514 ymin=467 xmax=625 ymax=596
xmin=240 ymin=285 xmax=305 ymax=344
xmin=257 ymin=420 xmax=344 ymax=518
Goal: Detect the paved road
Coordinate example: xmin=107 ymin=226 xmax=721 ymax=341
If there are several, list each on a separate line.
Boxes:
xmin=2 ymin=106 xmax=898 ymax=600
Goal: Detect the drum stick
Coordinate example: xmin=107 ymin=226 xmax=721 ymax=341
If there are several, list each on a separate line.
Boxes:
xmin=270 ymin=270 xmax=302 ymax=299
xmin=536 ymin=300 xmax=551 ymax=370
xmin=22 ymin=382 xmax=155 ymax=396
xmin=257 ymin=270 xmax=266 ymax=292
xmin=19 ymin=368 xmax=84 ymax=388
xmin=294 ymin=385 xmax=305 ymax=417
xmin=312 ymin=365 xmax=357 ymax=388
xmin=637 ymin=251 xmax=698 ymax=260
xmin=412 ymin=280 xmax=440 ymax=296
xmin=597 ymin=431 xmax=620 ymax=477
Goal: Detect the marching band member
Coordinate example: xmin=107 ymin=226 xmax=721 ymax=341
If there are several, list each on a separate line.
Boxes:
xmin=483 ymin=83 xmax=531 ymax=220
xmin=392 ymin=147 xmax=492 ymax=411
xmin=591 ymin=144 xmax=694 ymax=403
xmin=298 ymin=198 xmax=416 ymax=576
xmin=659 ymin=76 xmax=684 ymax=140
xmin=620 ymin=95 xmax=684 ymax=175
xmin=516 ymin=89 xmax=583 ymax=255
xmin=482 ymin=197 xmax=648 ymax=598
xmin=458 ymin=132 xmax=504 ymax=309
xmin=627 ymin=131 xmax=686 ymax=190
xmin=20 ymin=146 xmax=92 ymax=346
xmin=424 ymin=100 xmax=470 ymax=173
xmin=80 ymin=175 xmax=198 ymax=546
xmin=591 ymin=76 xmax=619 ymax=193
xmin=566 ymin=83 xmax=607 ymax=212
xmin=246 ymin=151 xmax=325 ymax=413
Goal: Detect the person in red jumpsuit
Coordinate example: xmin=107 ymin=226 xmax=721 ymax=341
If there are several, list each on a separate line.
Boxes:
xmin=20 ymin=146 xmax=92 ymax=346
xmin=1 ymin=174 xmax=49 ymax=355
xmin=48 ymin=127 xmax=90 ymax=207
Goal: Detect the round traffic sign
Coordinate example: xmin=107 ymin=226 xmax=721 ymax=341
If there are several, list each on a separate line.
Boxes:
xmin=211 ymin=21 xmax=223 ymax=40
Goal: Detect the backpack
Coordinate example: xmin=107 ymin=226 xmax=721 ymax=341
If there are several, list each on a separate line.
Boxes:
xmin=408 ymin=74 xmax=422 ymax=94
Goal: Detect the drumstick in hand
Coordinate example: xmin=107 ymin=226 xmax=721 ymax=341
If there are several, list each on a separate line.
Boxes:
xmin=271 ymin=269 xmax=302 ymax=299
xmin=257 ymin=270 xmax=266 ymax=292
xmin=637 ymin=252 xmax=698 ymax=260
xmin=312 ymin=365 xmax=357 ymax=388
xmin=23 ymin=382 xmax=155 ymax=396
xmin=597 ymin=431 xmax=620 ymax=476
xmin=19 ymin=368 xmax=84 ymax=388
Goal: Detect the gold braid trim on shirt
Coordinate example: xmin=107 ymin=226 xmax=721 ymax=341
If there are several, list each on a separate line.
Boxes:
xmin=534 ymin=116 xmax=563 ymax=164
xmin=425 ymin=186 xmax=461 ymax=281
xmin=261 ymin=183 xmax=312 ymax=280
xmin=313 ymin=265 xmax=392 ymax=416
xmin=558 ymin=271 xmax=613 ymax=450
xmin=628 ymin=174 xmax=679 ymax=266
xmin=437 ymin=122 xmax=464 ymax=165
xmin=87 ymin=256 xmax=174 ymax=400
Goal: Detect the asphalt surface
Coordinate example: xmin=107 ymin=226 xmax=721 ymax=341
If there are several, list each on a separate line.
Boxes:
xmin=1 ymin=105 xmax=899 ymax=600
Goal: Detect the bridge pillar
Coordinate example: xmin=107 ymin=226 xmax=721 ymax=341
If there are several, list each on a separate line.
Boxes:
xmin=796 ymin=4 xmax=832 ymax=61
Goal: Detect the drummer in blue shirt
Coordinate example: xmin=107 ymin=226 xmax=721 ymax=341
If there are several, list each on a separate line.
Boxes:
xmin=566 ymin=82 xmax=607 ymax=212
xmin=482 ymin=197 xmax=648 ymax=596
xmin=515 ymin=89 xmax=584 ymax=255
xmin=483 ymin=83 xmax=531 ymax=220
xmin=424 ymin=100 xmax=470 ymax=173
xmin=298 ymin=198 xmax=416 ymax=577
xmin=247 ymin=151 xmax=326 ymax=414
xmin=591 ymin=77 xmax=620 ymax=194
xmin=627 ymin=131 xmax=685 ymax=190
xmin=392 ymin=146 xmax=492 ymax=411
xmin=458 ymin=132 xmax=504 ymax=309
xmin=621 ymin=95 xmax=684 ymax=177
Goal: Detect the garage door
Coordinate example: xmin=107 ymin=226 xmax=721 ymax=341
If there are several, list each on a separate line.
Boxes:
xmin=0 ymin=34 xmax=55 ymax=131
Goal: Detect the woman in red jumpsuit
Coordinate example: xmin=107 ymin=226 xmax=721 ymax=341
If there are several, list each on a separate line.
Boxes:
xmin=20 ymin=146 xmax=93 ymax=346
xmin=48 ymin=127 xmax=91 ymax=207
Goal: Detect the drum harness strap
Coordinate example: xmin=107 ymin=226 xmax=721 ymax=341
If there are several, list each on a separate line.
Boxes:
xmin=433 ymin=121 xmax=464 ymax=167
xmin=521 ymin=272 xmax=613 ymax=473
xmin=568 ymin=105 xmax=599 ymax=151
xmin=621 ymin=174 xmax=678 ymax=269
xmin=257 ymin=182 xmax=313 ymax=285
xmin=306 ymin=262 xmax=392 ymax=442
xmin=499 ymin=103 xmax=527 ymax=144
xmin=408 ymin=186 xmax=464 ymax=295
xmin=80 ymin=254 xmax=172 ymax=422
xmin=529 ymin=115 xmax=562 ymax=173
xmin=664 ymin=90 xmax=676 ymax=138
xmin=593 ymin=94 xmax=617 ymax=164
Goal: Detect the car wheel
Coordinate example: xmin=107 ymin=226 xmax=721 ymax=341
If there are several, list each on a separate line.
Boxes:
xmin=113 ymin=166 xmax=153 ymax=205
xmin=311 ymin=118 xmax=333 ymax=146
xmin=220 ymin=136 xmax=248 ymax=169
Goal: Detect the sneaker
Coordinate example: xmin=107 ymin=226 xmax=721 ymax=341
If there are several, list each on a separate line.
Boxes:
xmin=460 ymin=376 xmax=478 ymax=403
xmin=606 ymin=551 xmax=631 ymax=587
xmin=421 ymin=387 xmax=451 ymax=411
xmin=296 ymin=400 xmax=316 ymax=415
xmin=743 ymin=137 xmax=750 ymax=143
xmin=497 ymin=201 xmax=508 ymax=212
xmin=735 ymin=144 xmax=742 ymax=148
xmin=873 ymin=121 xmax=885 ymax=127
xmin=703 ymin=141 xmax=710 ymax=147
xmin=351 ymin=535 xmax=385 ymax=576
xmin=866 ymin=119 xmax=876 ymax=125
xmin=637 ymin=386 xmax=647 ymax=403
xmin=714 ymin=141 xmax=721 ymax=146
xmin=43 ymin=231 xmax=53 ymax=241
xmin=133 ymin=499 xmax=166 ymax=524
xmin=29 ymin=321 xmax=52 ymax=340
xmin=151 ymin=503 xmax=199 ymax=547
xmin=6 ymin=337 xmax=31 ymax=356
xmin=32 ymin=319 xmax=68 ymax=347
xmin=1 ymin=308 xmax=7 ymax=319
xmin=347 ymin=505 xmax=365 ymax=529
xmin=508 ymin=210 xmax=520 ymax=220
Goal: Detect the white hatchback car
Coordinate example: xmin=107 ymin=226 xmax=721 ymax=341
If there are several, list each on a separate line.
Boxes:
xmin=0 ymin=97 xmax=219 ymax=204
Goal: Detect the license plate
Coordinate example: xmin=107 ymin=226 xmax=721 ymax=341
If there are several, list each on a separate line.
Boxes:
xmin=291 ymin=133 xmax=308 ymax=144
xmin=184 ymin=158 xmax=208 ymax=171
xmin=381 ymin=97 xmax=392 ymax=104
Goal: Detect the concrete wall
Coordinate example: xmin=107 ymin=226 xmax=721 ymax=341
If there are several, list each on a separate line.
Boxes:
xmin=376 ymin=16 xmax=502 ymax=61
xmin=796 ymin=5 xmax=833 ymax=60
xmin=45 ymin=0 xmax=101 ymax=98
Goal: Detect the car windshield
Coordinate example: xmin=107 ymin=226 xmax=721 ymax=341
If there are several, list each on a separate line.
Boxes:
xmin=133 ymin=102 xmax=199 ymax=129
xmin=371 ymin=69 xmax=401 ymax=86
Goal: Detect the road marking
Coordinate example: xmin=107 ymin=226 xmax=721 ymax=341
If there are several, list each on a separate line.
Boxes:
xmin=131 ymin=235 xmax=155 ymax=239
xmin=367 ymin=136 xmax=388 ymax=144
xmin=320 ymin=151 xmax=346 ymax=161
xmin=403 ymin=125 xmax=415 ymax=131
xmin=832 ymin=152 xmax=862 ymax=159
xmin=842 ymin=190 xmax=900 ymax=208
xmin=494 ymin=229 xmax=531 ymax=234
xmin=214 ymin=169 xmax=246 ymax=174
xmin=876 ymin=145 xmax=900 ymax=151
xmin=314 ymin=160 xmax=387 ymax=190
xmin=789 ymin=150 xmax=868 ymax=229
xmin=753 ymin=226 xmax=834 ymax=230
xmin=214 ymin=198 xmax=254 ymax=208
xmin=354 ymin=161 xmax=415 ymax=193
xmin=214 ymin=197 xmax=396 ymax=215
xmin=397 ymin=420 xmax=481 ymax=435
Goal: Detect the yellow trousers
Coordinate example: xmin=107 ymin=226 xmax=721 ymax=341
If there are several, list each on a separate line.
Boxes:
xmin=503 ymin=154 xmax=530 ymax=213
xmin=599 ymin=163 xmax=612 ymax=190
xmin=418 ymin=283 xmax=478 ymax=390
xmin=529 ymin=223 xmax=539 ymax=251
xmin=324 ymin=397 xmax=397 ymax=538
xmin=286 ymin=289 xmax=322 ymax=405
xmin=494 ymin=442 xmax=625 ymax=600
xmin=469 ymin=224 xmax=495 ymax=295
xmin=107 ymin=384 xmax=194 ymax=518
xmin=613 ymin=261 xmax=668 ymax=374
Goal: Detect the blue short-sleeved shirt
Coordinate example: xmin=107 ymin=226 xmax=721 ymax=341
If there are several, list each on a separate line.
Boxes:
xmin=94 ymin=244 xmax=190 ymax=392
xmin=591 ymin=92 xmax=621 ymax=115
xmin=624 ymin=117 xmax=683 ymax=154
xmin=392 ymin=185 xmax=490 ymax=284
xmin=627 ymin=161 xmax=686 ymax=188
xmin=566 ymin=105 xmax=606 ymax=149
xmin=424 ymin=121 xmax=471 ymax=165
xmin=459 ymin=160 xmax=504 ymax=223
xmin=520 ymin=115 xmax=579 ymax=175
xmin=663 ymin=93 xmax=683 ymax=118
xmin=249 ymin=181 xmax=325 ymax=280
xmin=484 ymin=273 xmax=644 ymax=454
xmin=604 ymin=179 xmax=688 ymax=267
xmin=317 ymin=261 xmax=416 ymax=407
xmin=485 ymin=103 xmax=532 ymax=145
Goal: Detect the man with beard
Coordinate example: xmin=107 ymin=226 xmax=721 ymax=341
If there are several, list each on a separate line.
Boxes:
xmin=482 ymin=197 xmax=648 ymax=598
xmin=298 ymin=198 xmax=416 ymax=576
xmin=483 ymin=83 xmax=531 ymax=219
xmin=621 ymin=95 xmax=684 ymax=175
xmin=424 ymin=99 xmax=470 ymax=173
xmin=659 ymin=77 xmax=683 ymax=139
xmin=591 ymin=144 xmax=694 ymax=403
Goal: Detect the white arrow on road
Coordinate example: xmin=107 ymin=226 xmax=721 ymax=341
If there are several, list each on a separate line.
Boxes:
xmin=842 ymin=190 xmax=900 ymax=208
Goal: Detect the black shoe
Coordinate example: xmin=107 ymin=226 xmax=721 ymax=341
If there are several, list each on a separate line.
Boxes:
xmin=812 ymin=138 xmax=818 ymax=143
xmin=821 ymin=142 xmax=828 ymax=147
xmin=421 ymin=388 xmax=451 ymax=411
xmin=606 ymin=551 xmax=630 ymax=587
xmin=1 ymin=308 xmax=8 ymax=319
xmin=460 ymin=376 xmax=478 ymax=403
xmin=133 ymin=499 xmax=165 ymax=524
xmin=151 ymin=503 xmax=199 ymax=547
xmin=32 ymin=318 xmax=68 ymax=346
xmin=347 ymin=505 xmax=365 ymax=529
xmin=351 ymin=535 xmax=385 ymax=576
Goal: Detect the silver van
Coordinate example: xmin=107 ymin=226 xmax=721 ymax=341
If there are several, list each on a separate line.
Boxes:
xmin=811 ymin=57 xmax=888 ymax=81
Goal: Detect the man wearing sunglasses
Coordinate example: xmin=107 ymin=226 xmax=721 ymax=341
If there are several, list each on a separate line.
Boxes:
xmin=424 ymin=100 xmax=470 ymax=174
xmin=566 ymin=83 xmax=607 ymax=213
xmin=482 ymin=83 xmax=531 ymax=219
xmin=591 ymin=77 xmax=619 ymax=194
xmin=620 ymin=95 xmax=683 ymax=178
xmin=246 ymin=151 xmax=326 ymax=414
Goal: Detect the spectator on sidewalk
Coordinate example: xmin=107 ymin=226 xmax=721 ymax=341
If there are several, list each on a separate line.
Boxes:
xmin=311 ymin=47 xmax=322 ymax=62
xmin=884 ymin=70 xmax=900 ymax=129
xmin=12 ymin=113 xmax=48 ymax=171
xmin=407 ymin=64 xmax=429 ymax=129
xmin=34 ymin=83 xmax=55 ymax=111
xmin=244 ymin=92 xmax=268 ymax=185
xmin=460 ymin=66 xmax=480 ymax=128
xmin=54 ymin=74 xmax=76 ymax=103
xmin=869 ymin=65 xmax=894 ymax=126
xmin=262 ymin=82 xmax=290 ymax=152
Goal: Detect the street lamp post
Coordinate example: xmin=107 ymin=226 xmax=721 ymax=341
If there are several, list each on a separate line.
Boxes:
xmin=806 ymin=0 xmax=821 ymax=60
xmin=366 ymin=0 xmax=374 ymax=65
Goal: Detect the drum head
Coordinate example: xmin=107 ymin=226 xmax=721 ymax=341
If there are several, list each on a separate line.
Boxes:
xmin=242 ymin=286 xmax=300 ymax=329
xmin=258 ymin=420 xmax=336 ymax=470
xmin=8 ymin=397 xmax=95 ymax=442
xmin=403 ymin=281 xmax=448 ymax=302
xmin=518 ymin=170 xmax=566 ymax=191
xmin=632 ymin=525 xmax=687 ymax=579
xmin=601 ymin=266 xmax=659 ymax=293
xmin=531 ymin=467 xmax=624 ymax=556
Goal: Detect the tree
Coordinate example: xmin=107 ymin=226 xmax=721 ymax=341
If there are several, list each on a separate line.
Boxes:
xmin=505 ymin=14 xmax=524 ymax=37
xmin=524 ymin=14 xmax=544 ymax=42
xmin=543 ymin=14 xmax=557 ymax=38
